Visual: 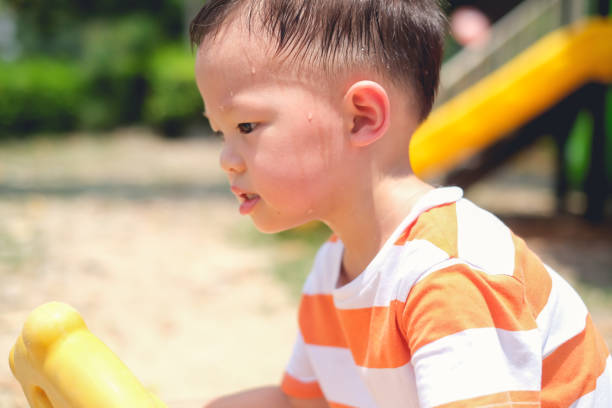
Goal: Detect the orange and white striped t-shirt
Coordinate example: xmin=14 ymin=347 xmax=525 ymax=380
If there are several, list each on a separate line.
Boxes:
xmin=280 ymin=187 xmax=611 ymax=408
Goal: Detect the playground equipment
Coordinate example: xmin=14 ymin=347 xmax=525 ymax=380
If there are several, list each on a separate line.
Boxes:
xmin=9 ymin=302 xmax=166 ymax=408
xmin=410 ymin=17 xmax=612 ymax=179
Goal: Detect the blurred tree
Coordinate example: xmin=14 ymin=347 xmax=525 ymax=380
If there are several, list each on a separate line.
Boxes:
xmin=0 ymin=0 xmax=199 ymax=135
xmin=5 ymin=0 xmax=184 ymax=57
xmin=79 ymin=14 xmax=162 ymax=129
xmin=144 ymin=44 xmax=202 ymax=137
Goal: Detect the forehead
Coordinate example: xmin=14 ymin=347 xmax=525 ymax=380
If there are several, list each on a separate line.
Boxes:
xmin=197 ymin=13 xmax=301 ymax=85
xmin=195 ymin=14 xmax=341 ymax=92
xmin=194 ymin=23 xmax=273 ymax=117
xmin=194 ymin=21 xmax=343 ymax=121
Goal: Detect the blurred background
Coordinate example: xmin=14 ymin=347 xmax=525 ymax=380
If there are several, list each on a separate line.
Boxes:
xmin=0 ymin=0 xmax=204 ymax=137
xmin=0 ymin=0 xmax=611 ymax=407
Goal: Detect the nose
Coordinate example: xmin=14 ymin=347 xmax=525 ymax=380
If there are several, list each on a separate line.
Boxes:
xmin=219 ymin=144 xmax=246 ymax=175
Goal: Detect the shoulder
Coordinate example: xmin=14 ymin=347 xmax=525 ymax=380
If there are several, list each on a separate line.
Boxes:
xmin=397 ymin=199 xmax=531 ymax=347
xmin=399 ymin=198 xmax=517 ymax=276
xmin=400 ymin=261 xmax=536 ymax=358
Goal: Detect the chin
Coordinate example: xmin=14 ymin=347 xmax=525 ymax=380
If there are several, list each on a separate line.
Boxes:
xmin=251 ymin=216 xmax=312 ymax=235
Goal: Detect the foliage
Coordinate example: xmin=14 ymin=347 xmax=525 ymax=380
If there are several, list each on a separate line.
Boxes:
xmin=78 ymin=14 xmax=161 ymax=130
xmin=5 ymin=0 xmax=184 ymax=57
xmin=0 ymin=58 xmax=85 ymax=135
xmin=0 ymin=0 xmax=192 ymax=136
xmin=565 ymin=110 xmax=593 ymax=189
xmin=144 ymin=45 xmax=204 ymax=137
xmin=0 ymin=38 xmax=205 ymax=136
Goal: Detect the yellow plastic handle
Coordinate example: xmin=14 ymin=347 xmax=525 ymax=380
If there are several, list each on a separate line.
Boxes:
xmin=9 ymin=302 xmax=166 ymax=408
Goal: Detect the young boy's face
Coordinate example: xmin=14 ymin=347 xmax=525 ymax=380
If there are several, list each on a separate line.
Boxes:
xmin=195 ymin=24 xmax=349 ymax=233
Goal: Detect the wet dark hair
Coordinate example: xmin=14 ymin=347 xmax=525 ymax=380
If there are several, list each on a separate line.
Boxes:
xmin=190 ymin=0 xmax=447 ymax=120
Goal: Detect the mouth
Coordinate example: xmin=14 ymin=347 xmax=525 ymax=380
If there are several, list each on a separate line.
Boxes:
xmin=240 ymin=193 xmax=259 ymax=202
xmin=231 ymin=187 xmax=261 ymax=215
xmin=238 ymin=193 xmax=260 ymax=215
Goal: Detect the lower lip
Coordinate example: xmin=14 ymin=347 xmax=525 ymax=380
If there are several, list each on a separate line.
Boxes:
xmin=239 ymin=196 xmax=260 ymax=215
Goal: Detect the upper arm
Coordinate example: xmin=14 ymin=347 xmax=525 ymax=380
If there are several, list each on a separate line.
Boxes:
xmin=203 ymin=386 xmax=329 ymax=408
xmin=287 ymin=396 xmax=329 ymax=408
xmin=402 ymin=263 xmax=542 ymax=408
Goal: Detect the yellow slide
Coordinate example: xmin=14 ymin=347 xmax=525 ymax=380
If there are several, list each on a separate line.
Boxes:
xmin=9 ymin=302 xmax=166 ymax=408
xmin=410 ymin=17 xmax=612 ymax=179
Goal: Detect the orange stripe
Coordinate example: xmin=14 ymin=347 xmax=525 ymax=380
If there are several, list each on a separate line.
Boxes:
xmin=512 ymin=233 xmax=552 ymax=318
xmin=404 ymin=203 xmax=458 ymax=257
xmin=299 ymin=295 xmax=347 ymax=348
xmin=336 ymin=300 xmax=411 ymax=368
xmin=281 ymin=372 xmax=324 ymax=399
xmin=301 ymin=264 xmax=539 ymax=367
xmin=327 ymin=401 xmax=357 ymax=408
xmin=542 ymin=314 xmax=610 ymax=408
xmin=394 ymin=218 xmax=419 ymax=246
xmin=328 ymin=234 xmax=339 ymax=243
xmin=328 ymin=402 xmax=355 ymax=408
xmin=435 ymin=390 xmax=541 ymax=408
xmin=300 ymin=295 xmax=410 ymax=367
xmin=403 ymin=264 xmax=537 ymax=353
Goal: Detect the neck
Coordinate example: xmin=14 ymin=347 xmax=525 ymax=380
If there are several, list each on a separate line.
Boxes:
xmin=325 ymin=173 xmax=433 ymax=285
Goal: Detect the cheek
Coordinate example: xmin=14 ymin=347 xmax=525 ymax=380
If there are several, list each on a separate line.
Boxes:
xmin=251 ymin=139 xmax=332 ymax=201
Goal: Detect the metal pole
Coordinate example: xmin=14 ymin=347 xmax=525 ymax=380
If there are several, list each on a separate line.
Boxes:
xmin=561 ymin=0 xmax=572 ymax=24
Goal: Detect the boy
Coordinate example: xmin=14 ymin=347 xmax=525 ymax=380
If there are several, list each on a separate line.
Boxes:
xmin=190 ymin=0 xmax=611 ymax=407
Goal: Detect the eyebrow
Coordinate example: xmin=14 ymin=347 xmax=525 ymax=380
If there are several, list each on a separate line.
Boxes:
xmin=203 ymin=100 xmax=266 ymax=124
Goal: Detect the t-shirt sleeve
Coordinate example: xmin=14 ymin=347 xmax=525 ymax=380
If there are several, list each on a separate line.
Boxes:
xmin=401 ymin=262 xmax=542 ymax=408
xmin=281 ymin=330 xmax=324 ymax=400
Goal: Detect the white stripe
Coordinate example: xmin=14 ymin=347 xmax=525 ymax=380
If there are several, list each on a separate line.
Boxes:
xmin=333 ymin=241 xmax=449 ymax=309
xmin=305 ymin=344 xmax=378 ymax=408
xmin=412 ymin=327 xmax=541 ymax=408
xmin=413 ymin=257 xmax=471 ymax=286
xmin=285 ymin=331 xmax=317 ymax=382
xmin=304 ymin=187 xmax=462 ymax=297
xmin=456 ymin=199 xmax=515 ymax=277
xmin=302 ymin=241 xmax=343 ymax=295
xmin=537 ymin=265 xmax=588 ymax=357
xmin=359 ymin=363 xmax=420 ymax=408
xmin=570 ymin=356 xmax=612 ymax=407
xmin=304 ymin=187 xmax=463 ymax=302
xmin=391 ymin=241 xmax=451 ymax=304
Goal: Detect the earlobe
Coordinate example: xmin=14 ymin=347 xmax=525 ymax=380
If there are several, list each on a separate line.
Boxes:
xmin=343 ymin=80 xmax=391 ymax=147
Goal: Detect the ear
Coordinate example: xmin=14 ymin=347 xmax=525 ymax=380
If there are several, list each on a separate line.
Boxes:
xmin=342 ymin=80 xmax=391 ymax=147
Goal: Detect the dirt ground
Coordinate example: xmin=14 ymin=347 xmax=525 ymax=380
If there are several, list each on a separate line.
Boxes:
xmin=0 ymin=130 xmax=299 ymax=407
xmin=0 ymin=130 xmax=611 ymax=407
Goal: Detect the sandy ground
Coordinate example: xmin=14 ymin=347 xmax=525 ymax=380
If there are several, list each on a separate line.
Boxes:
xmin=0 ymin=131 xmax=611 ymax=407
xmin=0 ymin=131 xmax=298 ymax=407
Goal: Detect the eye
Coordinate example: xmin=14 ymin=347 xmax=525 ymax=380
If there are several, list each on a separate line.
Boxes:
xmin=237 ymin=122 xmax=257 ymax=134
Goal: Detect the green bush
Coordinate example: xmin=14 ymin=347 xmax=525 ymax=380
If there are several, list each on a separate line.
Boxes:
xmin=0 ymin=14 xmax=169 ymax=136
xmin=78 ymin=14 xmax=161 ymax=130
xmin=7 ymin=0 xmax=185 ymax=58
xmin=144 ymin=44 xmax=204 ymax=136
xmin=0 ymin=40 xmax=204 ymax=137
xmin=0 ymin=58 xmax=85 ymax=135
